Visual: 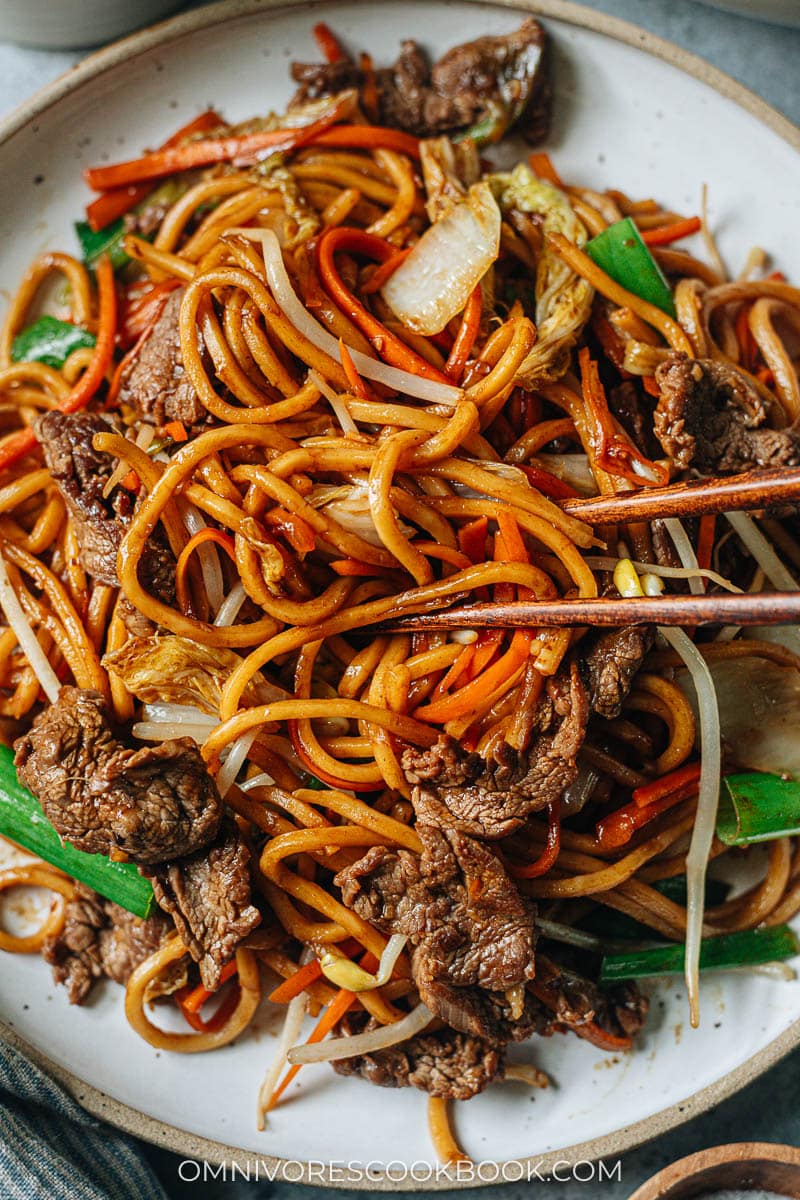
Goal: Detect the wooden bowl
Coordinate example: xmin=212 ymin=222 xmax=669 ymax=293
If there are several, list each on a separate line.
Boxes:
xmin=629 ymin=1143 xmax=800 ymax=1199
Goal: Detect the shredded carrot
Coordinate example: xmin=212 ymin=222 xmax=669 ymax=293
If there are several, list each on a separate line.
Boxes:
xmin=696 ymin=514 xmax=716 ymax=574
xmin=528 ymin=979 xmax=632 ymax=1050
xmin=310 ymin=124 xmax=420 ymax=160
xmin=519 ymin=464 xmax=580 ymax=500
xmin=313 ymin=21 xmax=345 ymax=62
xmin=268 ymin=959 xmax=324 ymax=1004
xmin=640 ymin=216 xmax=702 ymax=247
xmin=528 ymin=152 xmax=564 ymax=188
xmin=431 ymin=645 xmax=477 ymax=700
xmin=359 ymin=51 xmax=380 ymax=123
xmin=496 ymin=511 xmax=528 ymax=565
xmin=180 ymin=959 xmax=239 ymax=1014
xmin=120 ymin=469 xmax=140 ymax=493
xmin=118 ymin=278 xmax=181 ymax=349
xmin=632 ymin=761 xmax=702 ymax=810
xmin=457 ymin=516 xmax=488 ymax=564
xmin=0 ymin=255 xmax=117 ymax=472
xmin=329 ymin=558 xmax=383 ymax=577
xmin=509 ymin=797 xmax=561 ymax=878
xmin=175 ymin=527 xmax=236 ymax=614
xmin=269 ymin=988 xmax=357 ymax=1110
xmin=288 ymin=720 xmax=384 ymax=792
xmin=414 ymin=630 xmax=533 ymax=723
xmin=642 ymin=375 xmax=661 ymax=398
xmin=161 ymin=420 xmax=188 ymax=442
xmin=338 ymin=337 xmax=370 ymax=400
xmin=266 ymin=508 xmax=317 ymax=555
xmin=466 ymin=631 xmax=503 ymax=680
xmin=594 ymin=788 xmax=692 ymax=852
xmin=413 ymin=542 xmax=472 ymax=571
xmin=85 ymin=110 xmax=225 ymax=230
xmin=444 ymin=285 xmax=482 ymax=382
xmin=316 ymin=227 xmax=450 ymax=384
xmin=361 ymin=248 xmax=411 ymax=294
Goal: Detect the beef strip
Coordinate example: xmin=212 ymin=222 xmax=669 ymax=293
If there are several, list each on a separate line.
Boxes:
xmin=335 ymin=789 xmax=535 ymax=1041
xmin=43 ymin=882 xmax=179 ymax=1005
xmin=143 ymin=821 xmax=261 ymax=990
xmin=117 ymin=288 xmax=205 ymax=428
xmin=532 ymin=953 xmax=648 ymax=1045
xmin=402 ymin=660 xmax=588 ymax=841
xmin=654 ymin=354 xmax=800 ymax=473
xmin=581 ymin=625 xmax=653 ymax=720
xmin=332 ymin=1013 xmax=504 ymax=1099
xmin=14 ymin=686 xmax=223 ymax=864
xmin=36 ymin=412 xmax=130 ymax=586
xmin=37 ymin=410 xmax=177 ymax=613
xmin=291 ymin=20 xmax=551 ymax=143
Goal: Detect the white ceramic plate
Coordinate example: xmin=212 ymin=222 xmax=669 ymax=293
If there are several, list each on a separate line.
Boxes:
xmin=2 ymin=0 xmax=800 ymax=1186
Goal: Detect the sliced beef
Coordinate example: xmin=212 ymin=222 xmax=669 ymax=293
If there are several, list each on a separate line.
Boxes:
xmin=43 ymin=882 xmax=179 ymax=1005
xmin=144 ymin=822 xmax=261 ymax=990
xmin=335 ymin=789 xmax=535 ymax=1041
xmin=117 ymin=288 xmax=205 ymax=428
xmin=14 ymin=686 xmax=222 ymax=864
xmin=402 ymin=660 xmax=588 ymax=840
xmin=532 ymin=953 xmax=648 ymax=1047
xmin=582 ymin=625 xmax=653 ymax=720
xmin=332 ymin=1013 xmax=504 ymax=1099
xmin=37 ymin=410 xmax=177 ymax=609
xmin=291 ymin=20 xmax=551 ymax=143
xmin=653 ymin=354 xmax=800 ymax=473
xmin=36 ymin=412 xmax=129 ymax=586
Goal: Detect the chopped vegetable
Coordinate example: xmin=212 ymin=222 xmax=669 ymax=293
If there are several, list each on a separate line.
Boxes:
xmin=581 ymin=876 xmax=730 ymax=943
xmin=75 ymin=216 xmax=130 ymax=271
xmin=586 ymin=217 xmax=676 ymax=317
xmin=717 ymin=771 xmax=800 ymax=846
xmin=11 ymin=316 xmax=96 ymax=369
xmin=0 ymin=744 xmax=154 ymax=917
xmin=600 ymin=925 xmax=800 ymax=983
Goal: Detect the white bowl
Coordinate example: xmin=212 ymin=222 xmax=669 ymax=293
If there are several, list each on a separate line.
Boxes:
xmin=0 ymin=0 xmax=185 ymax=48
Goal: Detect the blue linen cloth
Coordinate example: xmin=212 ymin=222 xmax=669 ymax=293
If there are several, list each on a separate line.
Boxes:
xmin=0 ymin=1040 xmax=166 ymax=1200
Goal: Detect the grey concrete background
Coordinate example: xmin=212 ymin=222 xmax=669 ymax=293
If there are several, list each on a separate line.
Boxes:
xmin=0 ymin=0 xmax=798 ymax=1195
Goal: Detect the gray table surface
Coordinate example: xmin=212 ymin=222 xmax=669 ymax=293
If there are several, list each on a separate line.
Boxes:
xmin=1 ymin=1 xmax=799 ymax=1196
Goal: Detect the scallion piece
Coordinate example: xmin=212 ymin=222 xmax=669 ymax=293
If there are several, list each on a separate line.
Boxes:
xmin=600 ymin=925 xmax=800 ymax=984
xmin=585 ymin=216 xmax=677 ymax=317
xmin=11 ymin=315 xmax=96 ymax=370
xmin=717 ymin=771 xmax=800 ymax=846
xmin=0 ymin=744 xmax=154 ymax=918
xmin=75 ymin=216 xmax=130 ymax=271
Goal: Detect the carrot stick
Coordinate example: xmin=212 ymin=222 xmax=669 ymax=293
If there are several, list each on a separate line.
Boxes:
xmin=496 ymin=511 xmax=528 ymax=565
xmin=594 ymin=789 xmax=691 ymax=852
xmin=268 ymin=958 xmax=323 ymax=1004
xmin=329 ymin=559 xmax=383 ymax=577
xmin=640 ymin=217 xmax=702 ymax=247
xmin=313 ymin=21 xmax=345 ymax=63
xmin=269 ymin=988 xmax=357 ymax=1110
xmin=444 ymin=284 xmax=482 ymax=382
xmin=180 ymin=959 xmax=239 ymax=1014
xmin=631 ymin=761 xmax=702 ymax=810
xmin=307 ymin=125 xmax=420 ymax=160
xmin=0 ymin=255 xmax=117 ymax=472
xmin=519 ymin=464 xmax=580 ymax=500
xmin=414 ymin=630 xmax=533 ymax=722
xmin=316 ymin=227 xmax=450 ymax=384
xmin=361 ymin=248 xmax=410 ymax=295
xmin=161 ymin=420 xmax=188 ymax=442
xmin=266 ymin=507 xmax=317 ymax=555
xmin=696 ymin=514 xmax=716 ymax=574
xmin=509 ymin=797 xmax=561 ymax=878
xmin=85 ymin=109 xmax=225 ymax=230
xmin=338 ymin=337 xmax=370 ymax=400
xmin=457 ymin=516 xmax=488 ymax=564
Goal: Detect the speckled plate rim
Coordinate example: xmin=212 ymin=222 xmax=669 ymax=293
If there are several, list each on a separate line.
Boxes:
xmin=1 ymin=0 xmax=800 ymax=1188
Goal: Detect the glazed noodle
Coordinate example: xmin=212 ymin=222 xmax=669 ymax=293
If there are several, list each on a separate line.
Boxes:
xmin=2 ymin=16 xmax=800 ymax=1166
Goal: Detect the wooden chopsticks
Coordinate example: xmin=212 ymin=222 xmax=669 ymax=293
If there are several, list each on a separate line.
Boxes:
xmin=378 ymin=592 xmax=800 ymax=632
xmin=560 ymin=466 xmax=800 ymax=525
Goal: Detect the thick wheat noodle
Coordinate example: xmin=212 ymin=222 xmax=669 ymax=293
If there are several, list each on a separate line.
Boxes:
xmin=748 ymin=298 xmax=800 ymax=422
xmin=367 ymin=148 xmax=418 ymax=238
xmin=125 ymin=941 xmax=261 ymax=1052
xmin=0 ymin=362 xmax=71 ymax=404
xmin=154 ymin=173 xmax=256 ymax=255
xmin=705 ymin=838 xmax=793 ymax=932
xmin=370 ymin=430 xmax=433 ymax=584
xmin=0 ymin=252 xmax=93 ymax=366
xmin=0 ymin=865 xmax=74 ymax=953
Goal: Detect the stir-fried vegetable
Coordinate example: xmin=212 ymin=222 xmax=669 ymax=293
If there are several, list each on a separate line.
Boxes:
xmin=600 ymin=925 xmax=800 ymax=983
xmin=489 ymin=164 xmax=593 ymax=385
xmin=585 ymin=217 xmax=676 ymax=317
xmin=75 ymin=216 xmax=130 ymax=271
xmin=717 ymin=771 xmax=800 ymax=846
xmin=381 ymin=181 xmax=501 ymax=335
xmin=11 ymin=316 xmax=96 ymax=369
xmin=0 ymin=745 xmax=154 ymax=917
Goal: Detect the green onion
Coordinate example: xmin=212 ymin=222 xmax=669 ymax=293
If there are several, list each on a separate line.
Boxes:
xmin=0 ymin=744 xmax=154 ymax=917
xmin=585 ymin=216 xmax=676 ymax=317
xmin=11 ymin=315 xmax=96 ymax=370
xmin=600 ymin=924 xmax=800 ymax=983
xmin=717 ymin=771 xmax=800 ymax=846
xmin=75 ymin=217 xmax=130 ymax=271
